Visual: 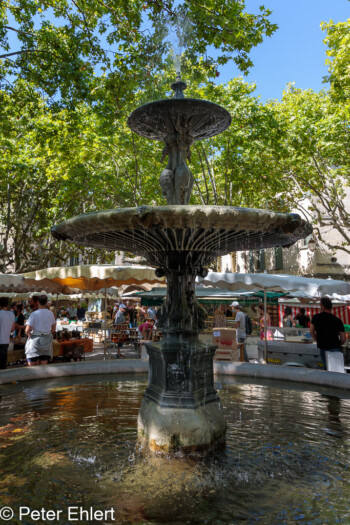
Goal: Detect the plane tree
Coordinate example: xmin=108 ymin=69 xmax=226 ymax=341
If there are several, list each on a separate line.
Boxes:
xmin=0 ymin=0 xmax=277 ymax=109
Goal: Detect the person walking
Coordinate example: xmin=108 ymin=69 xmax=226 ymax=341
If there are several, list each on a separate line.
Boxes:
xmin=231 ymin=302 xmax=249 ymax=362
xmin=310 ymin=297 xmax=346 ymax=370
xmin=0 ymin=297 xmax=15 ymax=369
xmin=67 ymin=303 xmax=77 ymax=321
xmin=138 ymin=305 xmax=147 ymax=323
xmin=14 ymin=303 xmax=25 ymax=339
xmin=29 ymin=295 xmax=39 ymax=312
xmin=113 ymin=304 xmax=127 ymax=358
xmin=77 ymin=303 xmax=86 ymax=321
xmin=147 ymin=306 xmax=156 ymax=320
xmin=25 ymin=294 xmax=56 ymax=366
xmin=127 ymin=303 xmax=137 ymax=328
xmin=115 ymin=304 xmax=127 ymax=325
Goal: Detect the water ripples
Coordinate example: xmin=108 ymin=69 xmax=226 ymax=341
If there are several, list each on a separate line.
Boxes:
xmin=0 ymin=377 xmax=349 ymax=523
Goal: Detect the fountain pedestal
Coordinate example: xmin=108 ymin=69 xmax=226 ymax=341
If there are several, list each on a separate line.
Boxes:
xmin=138 ymin=336 xmax=226 ymax=453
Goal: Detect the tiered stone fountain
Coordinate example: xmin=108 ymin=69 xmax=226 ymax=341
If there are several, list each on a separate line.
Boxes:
xmin=52 ymin=76 xmax=312 ymax=453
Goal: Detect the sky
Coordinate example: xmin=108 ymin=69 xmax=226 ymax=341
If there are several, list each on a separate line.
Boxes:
xmin=220 ymin=0 xmax=350 ymax=101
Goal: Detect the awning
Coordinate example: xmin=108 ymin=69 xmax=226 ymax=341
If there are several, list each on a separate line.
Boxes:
xmin=196 ymin=272 xmax=350 ymax=298
xmin=125 ymin=287 xmax=282 ymax=306
xmin=22 ymin=264 xmax=165 ymax=291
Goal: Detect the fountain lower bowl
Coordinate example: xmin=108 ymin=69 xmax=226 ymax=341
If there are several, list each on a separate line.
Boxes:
xmin=51 ymin=205 xmax=312 ymax=258
xmin=1 ymin=371 xmax=350 ymax=524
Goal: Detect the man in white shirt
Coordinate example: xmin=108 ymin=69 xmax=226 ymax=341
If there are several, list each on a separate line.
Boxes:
xmin=232 ymin=301 xmax=249 ymax=362
xmin=0 ymin=297 xmax=15 ymax=369
xmin=25 ymin=294 xmax=56 ymax=366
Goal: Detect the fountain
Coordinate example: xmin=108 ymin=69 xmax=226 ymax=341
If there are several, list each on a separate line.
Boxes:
xmin=52 ymin=75 xmax=312 ymax=453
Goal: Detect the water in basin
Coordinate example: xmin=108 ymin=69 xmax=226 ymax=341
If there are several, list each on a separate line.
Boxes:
xmin=0 ymin=374 xmax=349 ymax=524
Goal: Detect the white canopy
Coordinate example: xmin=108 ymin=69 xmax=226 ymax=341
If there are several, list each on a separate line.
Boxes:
xmin=196 ymin=272 xmax=350 ymax=299
xmin=22 ymin=264 xmax=165 ymax=291
xmin=0 ymin=274 xmax=66 ymax=294
xmin=0 ymin=274 xmax=25 ymax=292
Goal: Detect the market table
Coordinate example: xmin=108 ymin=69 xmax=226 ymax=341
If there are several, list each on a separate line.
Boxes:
xmin=53 ymin=338 xmax=93 ymax=358
xmin=56 ymin=322 xmax=84 ymax=332
xmin=258 ymin=340 xmax=323 ymax=369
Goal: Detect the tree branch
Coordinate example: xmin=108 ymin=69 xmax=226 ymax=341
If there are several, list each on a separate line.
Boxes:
xmin=4 ymin=26 xmax=35 ymax=37
xmin=201 ymin=143 xmax=218 ymax=204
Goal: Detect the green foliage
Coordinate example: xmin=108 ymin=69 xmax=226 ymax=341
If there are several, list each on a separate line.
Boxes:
xmin=322 ymin=17 xmax=350 ymax=102
xmin=0 ymin=0 xmax=276 ymax=108
xmin=266 ymin=86 xmax=350 ymax=253
xmin=2 ymin=6 xmax=350 ymax=271
xmin=185 ymin=78 xmax=287 ymax=210
xmin=0 ymin=78 xmax=166 ymax=272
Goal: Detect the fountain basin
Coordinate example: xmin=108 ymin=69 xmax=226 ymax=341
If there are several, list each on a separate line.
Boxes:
xmin=1 ymin=373 xmax=350 ymax=524
xmin=127 ymin=98 xmax=232 ymax=140
xmin=1 ymin=360 xmax=350 ymax=391
xmin=51 ymin=205 xmax=312 ymax=255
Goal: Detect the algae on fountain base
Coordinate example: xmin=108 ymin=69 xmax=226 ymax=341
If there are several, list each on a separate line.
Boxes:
xmin=138 ymin=397 xmax=227 ymax=454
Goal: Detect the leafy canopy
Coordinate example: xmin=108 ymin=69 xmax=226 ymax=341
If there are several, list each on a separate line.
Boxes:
xmin=322 ymin=17 xmax=350 ymax=102
xmin=0 ymin=0 xmax=277 ymax=107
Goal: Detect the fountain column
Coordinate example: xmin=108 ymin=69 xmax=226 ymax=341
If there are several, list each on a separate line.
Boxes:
xmin=137 ymin=253 xmax=227 ymax=453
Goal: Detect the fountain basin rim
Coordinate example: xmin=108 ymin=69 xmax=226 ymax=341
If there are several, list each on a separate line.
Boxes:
xmin=52 ymin=204 xmax=311 ymax=240
xmin=51 ymin=205 xmax=312 ymax=256
xmin=1 ymin=360 xmax=350 ymax=394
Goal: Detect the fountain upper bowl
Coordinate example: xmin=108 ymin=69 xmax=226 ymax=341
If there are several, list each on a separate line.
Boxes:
xmin=127 ymin=98 xmax=232 ymax=140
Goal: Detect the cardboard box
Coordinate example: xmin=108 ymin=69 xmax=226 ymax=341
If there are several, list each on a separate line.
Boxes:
xmin=214 ymin=348 xmax=240 ymax=361
xmin=213 ymin=328 xmax=236 ymax=340
xmin=213 ymin=328 xmax=237 ymax=349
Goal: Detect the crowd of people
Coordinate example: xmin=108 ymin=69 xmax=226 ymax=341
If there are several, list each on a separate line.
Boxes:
xmin=0 ymin=295 xmax=88 ymax=368
xmin=111 ymin=303 xmax=156 ymax=325
xmin=0 ymin=293 xmax=347 ymax=371
xmin=112 ymin=302 xmax=158 ymax=340
xmin=0 ymin=294 xmax=160 ymax=366
xmin=56 ymin=303 xmax=86 ymax=321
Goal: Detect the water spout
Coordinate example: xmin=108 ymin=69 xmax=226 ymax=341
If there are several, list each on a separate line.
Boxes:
xmin=171 ymin=74 xmax=187 ymax=99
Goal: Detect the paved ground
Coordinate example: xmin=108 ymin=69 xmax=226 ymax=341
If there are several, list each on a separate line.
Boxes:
xmin=84 ymin=341 xmax=141 ymax=361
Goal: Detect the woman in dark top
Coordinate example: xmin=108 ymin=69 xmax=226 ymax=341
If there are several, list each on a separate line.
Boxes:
xmin=283 ymin=307 xmax=294 ymax=327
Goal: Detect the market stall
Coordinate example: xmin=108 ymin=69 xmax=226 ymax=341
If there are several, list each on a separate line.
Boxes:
xmin=278 ymin=300 xmax=350 ymax=326
xmin=52 ymin=338 xmax=93 ymax=359
xmin=197 ymin=272 xmax=350 ymax=361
